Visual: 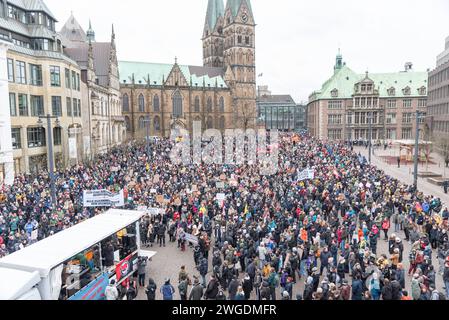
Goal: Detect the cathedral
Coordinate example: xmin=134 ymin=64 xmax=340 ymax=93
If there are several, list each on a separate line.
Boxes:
xmin=120 ymin=0 xmax=257 ymax=139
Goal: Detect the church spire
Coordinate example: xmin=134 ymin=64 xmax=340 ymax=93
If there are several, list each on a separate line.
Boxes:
xmin=204 ymin=0 xmax=224 ymax=34
xmin=334 ymin=48 xmax=343 ymax=72
xmin=225 ymin=0 xmax=254 ymax=23
xmin=86 ymin=19 xmax=95 ymax=42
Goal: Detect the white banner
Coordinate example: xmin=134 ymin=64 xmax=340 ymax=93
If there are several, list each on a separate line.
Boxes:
xmin=216 ymin=193 xmax=226 ymax=201
xmin=69 ymin=137 xmax=77 ymax=159
xmin=184 ymin=233 xmax=198 ymax=245
xmin=83 ymin=189 xmax=125 ymax=207
xmin=297 ymin=168 xmax=315 ymax=182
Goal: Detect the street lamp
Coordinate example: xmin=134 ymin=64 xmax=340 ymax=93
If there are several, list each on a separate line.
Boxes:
xmin=142 ymin=116 xmax=151 ymax=159
xmin=367 ymin=111 xmax=373 ymax=164
xmin=37 ymin=114 xmax=59 ymax=208
xmin=413 ymin=111 xmax=426 ymax=191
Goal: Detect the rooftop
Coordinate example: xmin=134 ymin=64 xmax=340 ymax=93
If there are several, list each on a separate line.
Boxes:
xmin=119 ymin=60 xmax=228 ymax=88
xmin=310 ymin=63 xmax=428 ymax=101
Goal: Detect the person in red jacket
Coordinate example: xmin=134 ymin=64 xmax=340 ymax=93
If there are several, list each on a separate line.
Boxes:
xmin=382 ymin=218 xmax=390 ymax=241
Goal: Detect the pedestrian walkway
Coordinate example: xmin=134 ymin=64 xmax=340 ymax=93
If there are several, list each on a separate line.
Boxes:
xmin=355 ymin=146 xmax=449 ymax=207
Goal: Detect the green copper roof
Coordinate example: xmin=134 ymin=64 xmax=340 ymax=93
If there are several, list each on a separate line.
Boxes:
xmin=311 ymin=65 xmax=428 ymax=100
xmin=226 ymin=0 xmax=254 ymax=20
xmin=118 ymin=61 xmax=228 ymax=88
xmin=205 ymin=0 xmax=224 ymax=31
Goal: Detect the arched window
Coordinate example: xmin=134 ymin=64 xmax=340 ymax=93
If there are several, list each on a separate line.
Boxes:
xmin=122 ymin=94 xmax=129 ymax=112
xmin=207 ymin=116 xmax=214 ymax=129
xmin=153 ymin=94 xmax=160 ymax=112
xmin=172 ymin=91 xmax=183 ymax=117
xmin=138 ymin=116 xmax=145 ymax=129
xmin=219 ymin=116 xmax=225 ymax=129
xmin=207 ymin=97 xmax=213 ymax=113
xmin=124 ymin=116 xmax=131 ymax=131
xmin=153 ymin=116 xmax=161 ymax=131
xmin=138 ymin=94 xmax=145 ymax=112
xmin=219 ymin=97 xmax=225 ymax=113
xmin=194 ymin=96 xmax=200 ymax=113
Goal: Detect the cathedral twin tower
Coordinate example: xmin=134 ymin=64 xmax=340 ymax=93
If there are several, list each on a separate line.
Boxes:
xmin=203 ymin=0 xmax=257 ymax=128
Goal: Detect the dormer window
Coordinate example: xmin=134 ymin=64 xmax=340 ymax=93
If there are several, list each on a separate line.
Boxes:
xmin=402 ymin=86 xmax=411 ymax=96
xmin=388 ymin=87 xmax=396 ymax=96
xmin=418 ymin=86 xmax=426 ymax=95
xmin=331 ymin=89 xmax=339 ymax=98
xmin=361 ymin=84 xmax=366 ymax=92
xmin=367 ymin=84 xmax=373 ymax=91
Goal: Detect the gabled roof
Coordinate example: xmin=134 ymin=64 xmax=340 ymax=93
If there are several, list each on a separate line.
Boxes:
xmin=118 ymin=60 xmax=228 ymax=88
xmin=204 ymin=0 xmax=224 ymax=32
xmin=59 ymin=13 xmax=87 ymax=47
xmin=65 ymin=42 xmax=112 ymax=87
xmin=226 ymin=0 xmax=254 ymax=21
xmin=7 ymin=0 xmax=56 ymax=21
xmin=310 ymin=65 xmax=428 ymax=100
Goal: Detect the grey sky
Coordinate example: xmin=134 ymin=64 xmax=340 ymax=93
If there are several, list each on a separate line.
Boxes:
xmin=46 ymin=0 xmax=449 ymax=103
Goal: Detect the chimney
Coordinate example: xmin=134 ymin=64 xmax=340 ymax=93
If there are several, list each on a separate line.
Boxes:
xmin=404 ymin=62 xmax=413 ymax=72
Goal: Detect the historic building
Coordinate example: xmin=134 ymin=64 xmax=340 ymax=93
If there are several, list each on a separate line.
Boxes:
xmin=120 ymin=0 xmax=257 ymax=138
xmin=1 ymin=0 xmax=84 ymax=175
xmin=256 ymin=86 xmax=307 ymax=131
xmin=60 ymin=13 xmax=125 ymax=158
xmin=427 ymin=36 xmax=449 ymax=142
xmin=308 ymin=52 xmax=428 ymax=142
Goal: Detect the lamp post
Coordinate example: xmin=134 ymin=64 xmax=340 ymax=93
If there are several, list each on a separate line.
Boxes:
xmin=367 ymin=111 xmax=373 ymax=164
xmin=38 ymin=114 xmax=59 ymax=208
xmin=413 ymin=111 xmax=425 ymax=191
xmin=142 ymin=116 xmax=151 ymax=159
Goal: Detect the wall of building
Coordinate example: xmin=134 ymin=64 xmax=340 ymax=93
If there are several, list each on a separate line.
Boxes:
xmin=121 ymin=85 xmax=233 ymax=138
xmin=7 ymin=49 xmax=83 ymax=174
xmin=0 ymin=40 xmax=14 ymax=185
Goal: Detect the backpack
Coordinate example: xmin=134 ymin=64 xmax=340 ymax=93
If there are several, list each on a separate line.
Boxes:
xmin=178 ymin=281 xmax=187 ymax=295
xmin=162 ymin=285 xmax=173 ymax=299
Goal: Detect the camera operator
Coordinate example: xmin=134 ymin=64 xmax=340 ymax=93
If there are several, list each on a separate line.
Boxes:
xmin=137 ymin=256 xmax=149 ymax=287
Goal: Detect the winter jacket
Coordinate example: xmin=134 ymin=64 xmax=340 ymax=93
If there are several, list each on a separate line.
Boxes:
xmin=189 ymin=283 xmax=204 ymax=300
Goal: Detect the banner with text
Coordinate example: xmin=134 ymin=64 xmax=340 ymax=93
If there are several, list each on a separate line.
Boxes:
xmin=83 ymin=189 xmax=125 ymax=207
xmin=297 ymin=169 xmax=315 ymax=182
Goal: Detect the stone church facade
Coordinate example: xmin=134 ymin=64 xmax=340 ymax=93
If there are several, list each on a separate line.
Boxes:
xmin=120 ymin=0 xmax=257 ymax=138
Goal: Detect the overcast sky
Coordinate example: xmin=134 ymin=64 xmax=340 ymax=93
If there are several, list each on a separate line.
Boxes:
xmin=46 ymin=0 xmax=449 ymax=103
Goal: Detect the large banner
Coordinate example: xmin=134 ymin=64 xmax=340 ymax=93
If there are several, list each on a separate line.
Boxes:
xmin=83 ymin=190 xmax=125 ymax=207
xmin=68 ymin=272 xmax=110 ymax=300
xmin=115 ymin=253 xmax=138 ymax=285
xmin=297 ymin=169 xmax=315 ymax=181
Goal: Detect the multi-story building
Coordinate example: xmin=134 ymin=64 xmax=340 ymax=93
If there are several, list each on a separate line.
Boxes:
xmin=0 ymin=39 xmax=14 ymax=185
xmin=120 ymin=0 xmax=257 ymax=138
xmin=308 ymin=52 xmax=428 ymax=142
xmin=256 ymin=87 xmax=307 ymax=131
xmin=60 ymin=14 xmax=125 ymax=158
xmin=427 ymin=36 xmax=449 ymax=142
xmin=1 ymin=0 xmax=84 ymax=174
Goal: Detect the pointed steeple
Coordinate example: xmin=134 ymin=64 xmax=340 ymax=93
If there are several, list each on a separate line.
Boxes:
xmin=204 ymin=0 xmax=225 ymax=34
xmin=225 ymin=0 xmax=254 ymax=22
xmin=86 ymin=19 xmax=95 ymax=42
xmin=334 ymin=49 xmax=343 ymax=72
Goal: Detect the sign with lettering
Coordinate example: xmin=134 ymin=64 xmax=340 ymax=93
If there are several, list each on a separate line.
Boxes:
xmin=83 ymin=190 xmax=124 ymax=207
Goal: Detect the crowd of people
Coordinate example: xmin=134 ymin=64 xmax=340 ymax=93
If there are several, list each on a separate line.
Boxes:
xmin=1 ymin=132 xmax=448 ymax=301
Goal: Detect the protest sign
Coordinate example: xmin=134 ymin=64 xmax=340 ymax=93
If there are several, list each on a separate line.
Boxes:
xmin=83 ymin=190 xmax=124 ymax=207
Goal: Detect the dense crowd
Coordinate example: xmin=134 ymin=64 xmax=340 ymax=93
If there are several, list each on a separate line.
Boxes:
xmin=1 ymin=133 xmax=448 ymax=301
